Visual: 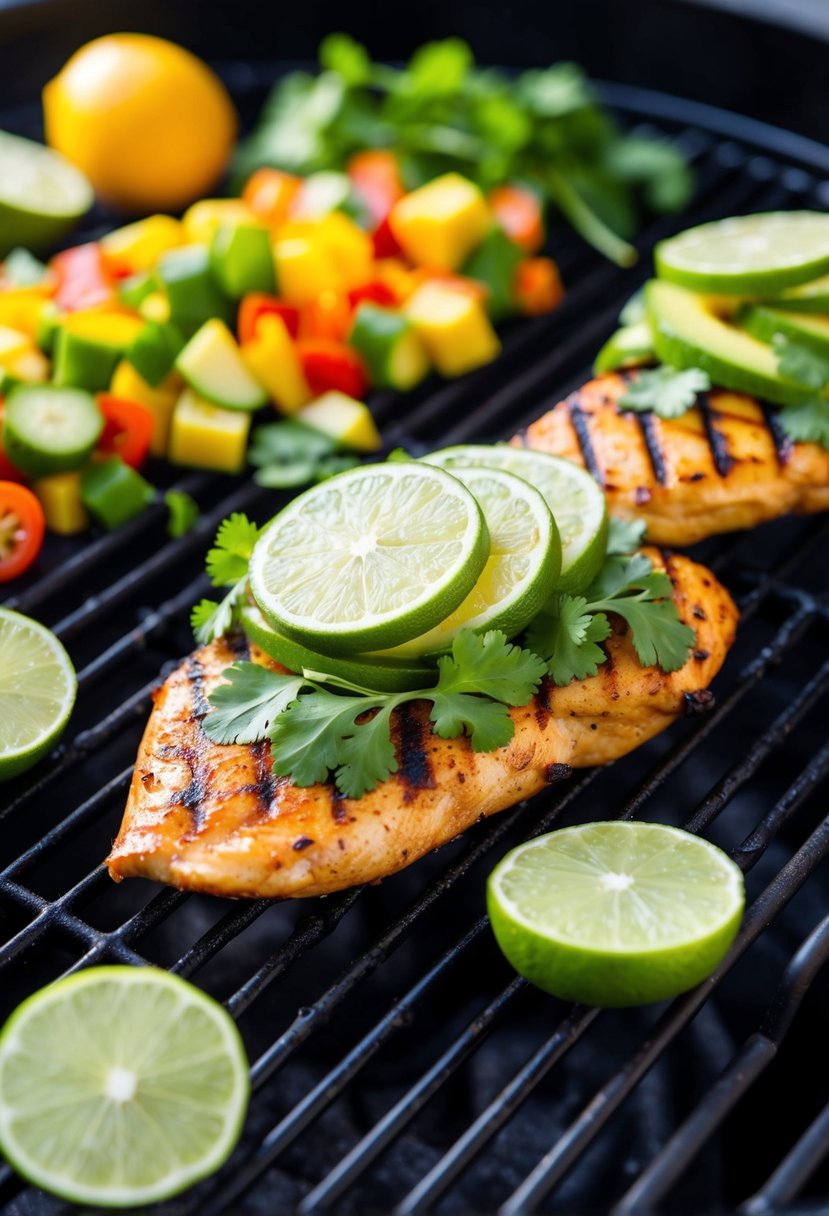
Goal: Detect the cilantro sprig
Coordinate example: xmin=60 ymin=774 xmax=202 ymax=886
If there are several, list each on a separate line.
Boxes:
xmin=190 ymin=513 xmax=261 ymax=645
xmin=619 ymin=366 xmax=711 ymax=419
xmin=203 ymin=629 xmax=546 ymax=798
xmin=525 ymin=551 xmax=695 ymax=686
xmin=771 ymin=334 xmax=829 ymax=451
xmin=248 ymin=419 xmax=358 ymax=489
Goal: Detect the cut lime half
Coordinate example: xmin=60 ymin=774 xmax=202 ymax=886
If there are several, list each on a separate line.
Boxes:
xmin=0 ymin=967 xmax=250 ymax=1208
xmin=488 ymin=821 xmax=744 ymax=1007
xmin=655 ymin=212 xmax=829 ymax=295
xmin=0 ymin=608 xmax=76 ymax=781
xmin=424 ymin=444 xmax=607 ymax=595
xmin=249 ymin=461 xmax=490 ymax=655
xmin=385 ymin=467 xmax=560 ymax=657
xmin=0 ymin=130 xmax=92 ymax=256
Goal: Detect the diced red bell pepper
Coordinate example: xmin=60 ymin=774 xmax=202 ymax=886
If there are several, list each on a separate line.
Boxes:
xmin=488 ymin=185 xmax=546 ymax=254
xmin=243 ymin=168 xmax=302 ymax=228
xmin=297 ymin=340 xmax=368 ymax=399
xmin=348 ymin=281 xmax=398 ymax=309
xmin=300 ymin=292 xmax=353 ymax=343
xmin=372 ymin=214 xmax=404 ymax=259
xmin=514 ymin=257 xmax=565 ymax=315
xmin=96 ymin=394 xmax=155 ymax=469
xmin=51 ymin=243 xmax=115 ymax=312
xmin=347 ymin=151 xmax=405 ymax=227
xmin=237 ymin=293 xmax=301 ymax=344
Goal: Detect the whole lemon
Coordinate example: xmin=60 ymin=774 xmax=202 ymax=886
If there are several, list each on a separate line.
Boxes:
xmin=43 ymin=34 xmax=238 ymax=214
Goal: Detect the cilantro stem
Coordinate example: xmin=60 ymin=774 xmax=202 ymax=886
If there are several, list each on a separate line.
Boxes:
xmin=546 ymin=167 xmax=638 ymax=267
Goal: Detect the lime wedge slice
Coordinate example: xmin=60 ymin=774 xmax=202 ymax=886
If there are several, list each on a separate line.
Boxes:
xmin=240 ymin=604 xmax=433 ymax=692
xmin=487 ymin=821 xmax=744 ymax=1007
xmin=0 ymin=608 xmax=76 ymax=781
xmin=0 ymin=967 xmax=249 ymax=1207
xmin=249 ymin=462 xmax=490 ymax=656
xmin=385 ymin=467 xmax=560 ymax=658
xmin=655 ymin=212 xmax=829 ymax=295
xmin=424 ymin=444 xmax=607 ymax=595
xmin=0 ymin=131 xmax=92 ymax=256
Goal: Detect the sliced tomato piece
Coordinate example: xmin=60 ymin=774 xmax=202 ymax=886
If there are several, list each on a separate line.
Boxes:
xmin=297 ymin=341 xmax=368 ymax=399
xmin=97 ymin=395 xmax=154 ymax=469
xmin=0 ymin=482 xmax=45 ymax=582
xmin=238 ymin=293 xmax=300 ymax=344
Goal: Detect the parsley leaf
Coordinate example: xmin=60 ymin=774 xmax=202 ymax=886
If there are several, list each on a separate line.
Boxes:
xmin=607 ymin=515 xmax=647 ymax=555
xmin=204 ymin=664 xmax=306 ymax=743
xmin=619 ymin=366 xmax=711 ymax=419
xmin=778 ymin=397 xmax=829 ymax=448
xmin=772 ymin=334 xmax=829 ymax=390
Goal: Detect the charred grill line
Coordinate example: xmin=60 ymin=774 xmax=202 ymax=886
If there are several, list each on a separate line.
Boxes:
xmin=567 ymin=393 xmax=605 ymax=485
xmin=637 ymin=411 xmax=669 ymax=485
xmin=698 ymin=392 xmax=735 ymax=478
xmin=761 ymin=400 xmax=794 ymax=466
xmin=396 ymin=703 xmax=435 ymax=794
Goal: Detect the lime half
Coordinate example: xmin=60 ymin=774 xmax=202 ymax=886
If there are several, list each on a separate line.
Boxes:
xmin=425 ymin=444 xmax=607 ymax=595
xmin=386 ymin=467 xmax=561 ymax=657
xmin=0 ymin=967 xmax=249 ymax=1208
xmin=655 ymin=212 xmax=829 ymax=295
xmin=0 ymin=608 xmax=76 ymax=781
xmin=0 ymin=130 xmax=92 ymax=256
xmin=488 ymin=821 xmax=744 ymax=1007
xmin=249 ymin=461 xmax=490 ymax=656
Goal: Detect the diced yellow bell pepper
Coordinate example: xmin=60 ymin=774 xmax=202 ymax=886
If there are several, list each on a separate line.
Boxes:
xmin=110 ymin=360 xmax=182 ymax=457
xmin=298 ymin=391 xmax=382 ymax=453
xmin=101 ymin=215 xmax=184 ymax=274
xmin=0 ymin=326 xmax=33 ymax=364
xmin=405 ymin=282 xmax=501 ymax=377
xmin=5 ymin=347 xmax=49 ymax=383
xmin=0 ymin=288 xmax=52 ymax=339
xmin=241 ymin=315 xmax=312 ymax=414
xmin=389 ymin=173 xmax=490 ymax=271
xmin=182 ymin=199 xmax=262 ymax=245
xmin=168 ymin=389 xmax=250 ymax=473
xmin=33 ymin=472 xmax=89 ymax=535
xmin=61 ymin=309 xmax=146 ymax=347
xmin=139 ymin=292 xmax=172 ymax=324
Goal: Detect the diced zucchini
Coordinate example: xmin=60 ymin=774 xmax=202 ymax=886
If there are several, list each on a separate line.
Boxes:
xmin=176 ymin=318 xmax=268 ymax=411
xmin=298 ymin=391 xmax=382 ymax=452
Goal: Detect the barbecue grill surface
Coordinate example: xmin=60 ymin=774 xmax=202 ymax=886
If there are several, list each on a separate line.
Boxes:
xmin=1 ymin=75 xmax=829 ymax=1216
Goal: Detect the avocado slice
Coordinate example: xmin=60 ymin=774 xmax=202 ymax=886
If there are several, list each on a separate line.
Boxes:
xmin=739 ymin=304 xmax=829 ymax=356
xmin=175 ymin=319 xmax=268 ymax=412
xmin=645 ymin=279 xmax=815 ymax=408
xmin=594 ymin=319 xmax=655 ymax=375
xmin=763 ymin=273 xmax=829 ymax=314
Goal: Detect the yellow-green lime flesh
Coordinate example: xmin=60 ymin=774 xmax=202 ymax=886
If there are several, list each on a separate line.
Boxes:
xmin=0 ymin=130 xmax=92 ymax=256
xmin=0 ymin=608 xmax=76 ymax=781
xmin=487 ymin=821 xmax=745 ymax=1007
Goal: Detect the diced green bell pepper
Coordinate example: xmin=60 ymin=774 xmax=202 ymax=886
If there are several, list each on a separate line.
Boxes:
xmin=462 ymin=227 xmax=524 ymax=320
xmin=80 ymin=457 xmax=155 ymax=530
xmin=125 ymin=320 xmax=186 ymax=387
xmin=348 ymin=303 xmax=429 ymax=390
xmin=119 ymin=271 xmax=156 ymax=311
xmin=156 ymin=245 xmax=232 ymax=329
xmin=209 ymin=224 xmax=276 ymax=298
xmin=36 ymin=301 xmax=61 ymax=355
xmin=53 ymin=328 xmax=123 ymax=392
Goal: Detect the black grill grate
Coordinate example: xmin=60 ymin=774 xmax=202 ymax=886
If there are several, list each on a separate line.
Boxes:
xmin=2 ymin=79 xmax=829 ymax=1215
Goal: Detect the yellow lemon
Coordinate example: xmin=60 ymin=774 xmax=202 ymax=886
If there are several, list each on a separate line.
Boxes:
xmin=43 ymin=34 xmax=238 ymax=214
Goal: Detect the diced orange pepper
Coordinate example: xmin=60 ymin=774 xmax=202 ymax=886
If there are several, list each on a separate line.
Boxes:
xmin=243 ymin=168 xmax=302 ymax=229
xmin=348 ymin=150 xmax=405 ymax=226
xmin=489 ymin=186 xmax=546 ymax=254
xmin=297 ymin=340 xmax=368 ymax=400
xmin=514 ymin=257 xmax=564 ymax=315
xmin=300 ymin=291 xmax=352 ymax=343
xmin=237 ymin=293 xmax=300 ymax=343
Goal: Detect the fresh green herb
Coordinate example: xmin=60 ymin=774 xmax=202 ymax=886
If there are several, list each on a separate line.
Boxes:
xmin=233 ymin=37 xmax=692 ymax=266
xmin=526 ymin=552 xmax=695 ymax=686
xmin=607 ymin=515 xmax=647 ymax=555
xmin=190 ymin=513 xmax=261 ymax=645
xmin=164 ymin=490 xmax=200 ymax=538
xmin=203 ymin=629 xmax=546 ymax=797
xmin=248 ymin=419 xmax=359 ymax=489
xmin=778 ymin=398 xmax=829 ymax=448
xmin=772 ymin=334 xmax=829 ymax=390
xmin=619 ymin=366 xmax=711 ymax=419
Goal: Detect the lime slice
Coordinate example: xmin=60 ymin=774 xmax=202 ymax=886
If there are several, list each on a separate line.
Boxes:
xmin=248 ymin=461 xmax=490 ymax=656
xmin=240 ymin=604 xmax=433 ymax=693
xmin=487 ymin=821 xmax=744 ymax=1007
xmin=765 ymin=271 xmax=829 ymax=313
xmin=424 ymin=445 xmax=607 ymax=595
xmin=0 ymin=608 xmax=76 ymax=781
xmin=0 ymin=967 xmax=249 ymax=1207
xmin=384 ymin=467 xmax=561 ymax=658
xmin=654 ymin=212 xmax=829 ymax=295
xmin=0 ymin=130 xmax=92 ymax=257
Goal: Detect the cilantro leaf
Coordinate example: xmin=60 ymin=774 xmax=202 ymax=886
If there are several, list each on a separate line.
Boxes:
xmin=619 ymin=366 xmax=710 ymax=419
xmin=248 ymin=420 xmax=359 ymax=490
xmin=336 ymin=702 xmax=399 ymax=797
xmin=205 ymin=514 xmax=261 ymax=587
xmin=203 ymin=664 xmax=306 ymax=743
xmin=778 ymin=397 xmax=829 ymax=448
xmin=607 ymin=515 xmax=647 ymax=555
xmin=190 ymin=580 xmax=248 ymax=646
xmin=430 ymin=693 xmax=515 ymax=752
xmin=525 ymin=597 xmax=611 ymax=686
xmin=165 ymin=490 xmax=199 ymax=539
xmin=269 ymin=689 xmax=387 ymax=789
xmin=772 ymin=334 xmax=829 ymax=390
xmin=434 ymin=629 xmax=547 ymax=704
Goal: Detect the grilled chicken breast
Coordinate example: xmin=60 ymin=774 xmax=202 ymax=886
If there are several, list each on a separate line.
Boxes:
xmin=108 ymin=551 xmax=737 ymax=900
xmin=515 ymin=373 xmax=829 ymax=546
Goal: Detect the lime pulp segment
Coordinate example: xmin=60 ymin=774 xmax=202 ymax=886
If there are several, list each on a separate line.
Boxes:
xmin=0 ymin=967 xmax=250 ymax=1208
xmin=0 ymin=608 xmax=76 ymax=781
xmin=423 ymin=444 xmax=608 ymax=595
xmin=248 ymin=461 xmax=490 ymax=655
xmin=487 ymin=821 xmax=745 ymax=1007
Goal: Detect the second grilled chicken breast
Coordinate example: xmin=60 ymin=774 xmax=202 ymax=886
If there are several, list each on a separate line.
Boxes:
xmin=516 ymin=372 xmax=829 ymax=546
xmin=108 ymin=551 xmax=737 ymax=900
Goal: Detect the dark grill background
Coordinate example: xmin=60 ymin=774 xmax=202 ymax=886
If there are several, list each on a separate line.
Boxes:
xmin=1 ymin=75 xmax=829 ymax=1215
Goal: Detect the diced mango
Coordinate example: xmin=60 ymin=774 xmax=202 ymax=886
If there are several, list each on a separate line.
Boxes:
xmin=389 ymin=173 xmax=490 ymax=271
xmin=0 ymin=288 xmax=52 ymax=339
xmin=241 ymin=314 xmax=312 ymax=414
xmin=182 ymin=199 xmax=262 ymax=245
xmin=298 ymin=391 xmax=382 ymax=453
xmin=274 ymin=214 xmax=374 ymax=303
xmin=61 ymin=309 xmax=146 ymax=348
xmin=110 ymin=360 xmax=182 ymax=457
xmin=272 ymin=236 xmax=342 ymax=304
xmin=405 ymin=282 xmax=501 ymax=377
xmin=0 ymin=325 xmax=32 ymax=363
xmin=101 ymin=215 xmax=184 ymax=274
xmin=33 ymin=472 xmax=89 ymax=535
xmin=5 ymin=348 xmax=49 ymax=383
xmin=139 ymin=292 xmax=172 ymax=324
xmin=168 ymin=389 xmax=250 ymax=473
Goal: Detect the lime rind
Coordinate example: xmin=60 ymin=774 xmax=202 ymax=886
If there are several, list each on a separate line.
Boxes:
xmin=0 ymin=967 xmax=249 ymax=1208
xmin=0 ymin=608 xmax=77 ymax=781
xmin=0 ymin=130 xmax=92 ymax=256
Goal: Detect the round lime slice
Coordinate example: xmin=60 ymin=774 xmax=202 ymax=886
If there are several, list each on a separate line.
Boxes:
xmin=487 ymin=821 xmax=744 ymax=1008
xmin=0 ymin=967 xmax=250 ymax=1207
xmin=0 ymin=608 xmax=76 ymax=782
xmin=248 ymin=461 xmax=490 ymax=656
xmin=655 ymin=212 xmax=829 ymax=295
xmin=0 ymin=130 xmax=92 ymax=257
xmin=424 ymin=444 xmax=607 ymax=595
xmin=385 ymin=467 xmax=560 ymax=658
xmin=240 ymin=604 xmax=433 ymax=693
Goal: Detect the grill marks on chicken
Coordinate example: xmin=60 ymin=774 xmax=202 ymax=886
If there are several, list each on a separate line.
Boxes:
xmin=107 ymin=551 xmax=737 ymax=900
xmin=515 ymin=373 xmax=829 ymax=545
